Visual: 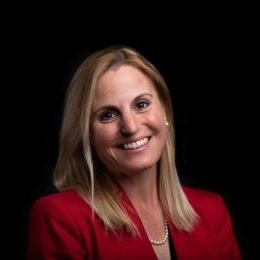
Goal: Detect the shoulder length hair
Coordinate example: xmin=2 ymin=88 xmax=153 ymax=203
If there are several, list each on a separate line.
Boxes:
xmin=53 ymin=45 xmax=198 ymax=233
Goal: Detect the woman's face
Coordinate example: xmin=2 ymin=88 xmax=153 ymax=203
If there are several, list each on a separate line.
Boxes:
xmin=91 ymin=65 xmax=168 ymax=176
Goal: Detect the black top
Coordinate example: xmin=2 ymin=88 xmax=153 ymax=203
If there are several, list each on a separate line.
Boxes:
xmin=169 ymin=233 xmax=178 ymax=260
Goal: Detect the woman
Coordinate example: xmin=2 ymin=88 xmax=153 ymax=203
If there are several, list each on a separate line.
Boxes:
xmin=28 ymin=46 xmax=241 ymax=259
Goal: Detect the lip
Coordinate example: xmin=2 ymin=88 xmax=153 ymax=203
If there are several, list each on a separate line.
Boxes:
xmin=116 ymin=136 xmax=151 ymax=147
xmin=117 ymin=136 xmax=152 ymax=152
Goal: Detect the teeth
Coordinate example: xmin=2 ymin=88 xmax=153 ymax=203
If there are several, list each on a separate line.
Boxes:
xmin=123 ymin=137 xmax=149 ymax=150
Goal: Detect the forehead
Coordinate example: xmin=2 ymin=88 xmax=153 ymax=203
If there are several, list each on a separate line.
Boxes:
xmin=94 ymin=65 xmax=158 ymax=103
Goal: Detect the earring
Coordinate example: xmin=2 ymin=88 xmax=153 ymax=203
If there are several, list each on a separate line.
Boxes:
xmin=164 ymin=116 xmax=169 ymax=126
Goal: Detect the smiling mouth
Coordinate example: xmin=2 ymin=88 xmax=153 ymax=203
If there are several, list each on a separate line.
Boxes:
xmin=118 ymin=136 xmax=151 ymax=150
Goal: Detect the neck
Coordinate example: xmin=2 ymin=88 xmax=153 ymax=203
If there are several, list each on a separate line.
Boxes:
xmin=117 ymin=166 xmax=160 ymax=209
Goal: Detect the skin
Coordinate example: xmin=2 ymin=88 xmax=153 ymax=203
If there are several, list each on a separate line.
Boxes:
xmin=91 ymin=65 xmax=171 ymax=259
xmin=91 ymin=65 xmax=167 ymax=177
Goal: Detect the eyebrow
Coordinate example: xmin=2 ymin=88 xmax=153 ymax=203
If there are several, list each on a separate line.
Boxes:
xmin=93 ymin=93 xmax=153 ymax=114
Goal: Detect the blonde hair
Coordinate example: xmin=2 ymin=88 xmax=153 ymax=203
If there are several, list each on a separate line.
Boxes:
xmin=53 ymin=46 xmax=199 ymax=233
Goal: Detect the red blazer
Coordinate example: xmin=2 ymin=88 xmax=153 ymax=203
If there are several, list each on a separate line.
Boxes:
xmin=27 ymin=187 xmax=241 ymax=260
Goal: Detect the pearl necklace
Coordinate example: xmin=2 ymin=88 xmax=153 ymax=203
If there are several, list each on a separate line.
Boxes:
xmin=149 ymin=218 xmax=169 ymax=246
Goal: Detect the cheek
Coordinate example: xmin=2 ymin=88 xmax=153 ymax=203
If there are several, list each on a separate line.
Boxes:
xmin=146 ymin=110 xmax=166 ymax=131
xmin=91 ymin=123 xmax=117 ymax=152
xmin=91 ymin=124 xmax=120 ymax=169
xmin=147 ymin=112 xmax=168 ymax=146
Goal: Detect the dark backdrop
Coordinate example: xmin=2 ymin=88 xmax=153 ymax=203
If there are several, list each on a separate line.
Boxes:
xmin=4 ymin=6 xmax=257 ymax=259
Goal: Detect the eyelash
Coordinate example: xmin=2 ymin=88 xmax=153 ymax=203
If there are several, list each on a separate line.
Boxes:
xmin=135 ymin=100 xmax=150 ymax=110
xmin=99 ymin=100 xmax=150 ymax=122
xmin=100 ymin=111 xmax=117 ymax=121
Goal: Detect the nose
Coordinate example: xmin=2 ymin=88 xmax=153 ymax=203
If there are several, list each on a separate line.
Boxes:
xmin=120 ymin=111 xmax=139 ymax=136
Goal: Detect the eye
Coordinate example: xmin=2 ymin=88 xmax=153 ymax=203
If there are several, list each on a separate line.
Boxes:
xmin=135 ymin=100 xmax=150 ymax=110
xmin=99 ymin=111 xmax=117 ymax=122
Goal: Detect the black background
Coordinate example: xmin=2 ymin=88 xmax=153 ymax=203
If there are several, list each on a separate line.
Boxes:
xmin=3 ymin=4 xmax=257 ymax=259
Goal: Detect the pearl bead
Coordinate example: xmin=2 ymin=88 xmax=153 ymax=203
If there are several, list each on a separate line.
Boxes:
xmin=149 ymin=218 xmax=169 ymax=246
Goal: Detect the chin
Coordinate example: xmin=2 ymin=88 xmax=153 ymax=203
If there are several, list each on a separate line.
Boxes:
xmin=117 ymin=160 xmax=158 ymax=175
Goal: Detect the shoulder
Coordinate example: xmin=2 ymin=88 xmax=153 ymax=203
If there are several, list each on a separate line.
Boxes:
xmin=182 ymin=187 xmax=241 ymax=259
xmin=183 ymin=186 xmax=223 ymax=203
xmin=182 ymin=186 xmax=227 ymax=220
xmin=28 ymin=189 xmax=94 ymax=259
xmin=30 ymin=189 xmax=92 ymax=219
